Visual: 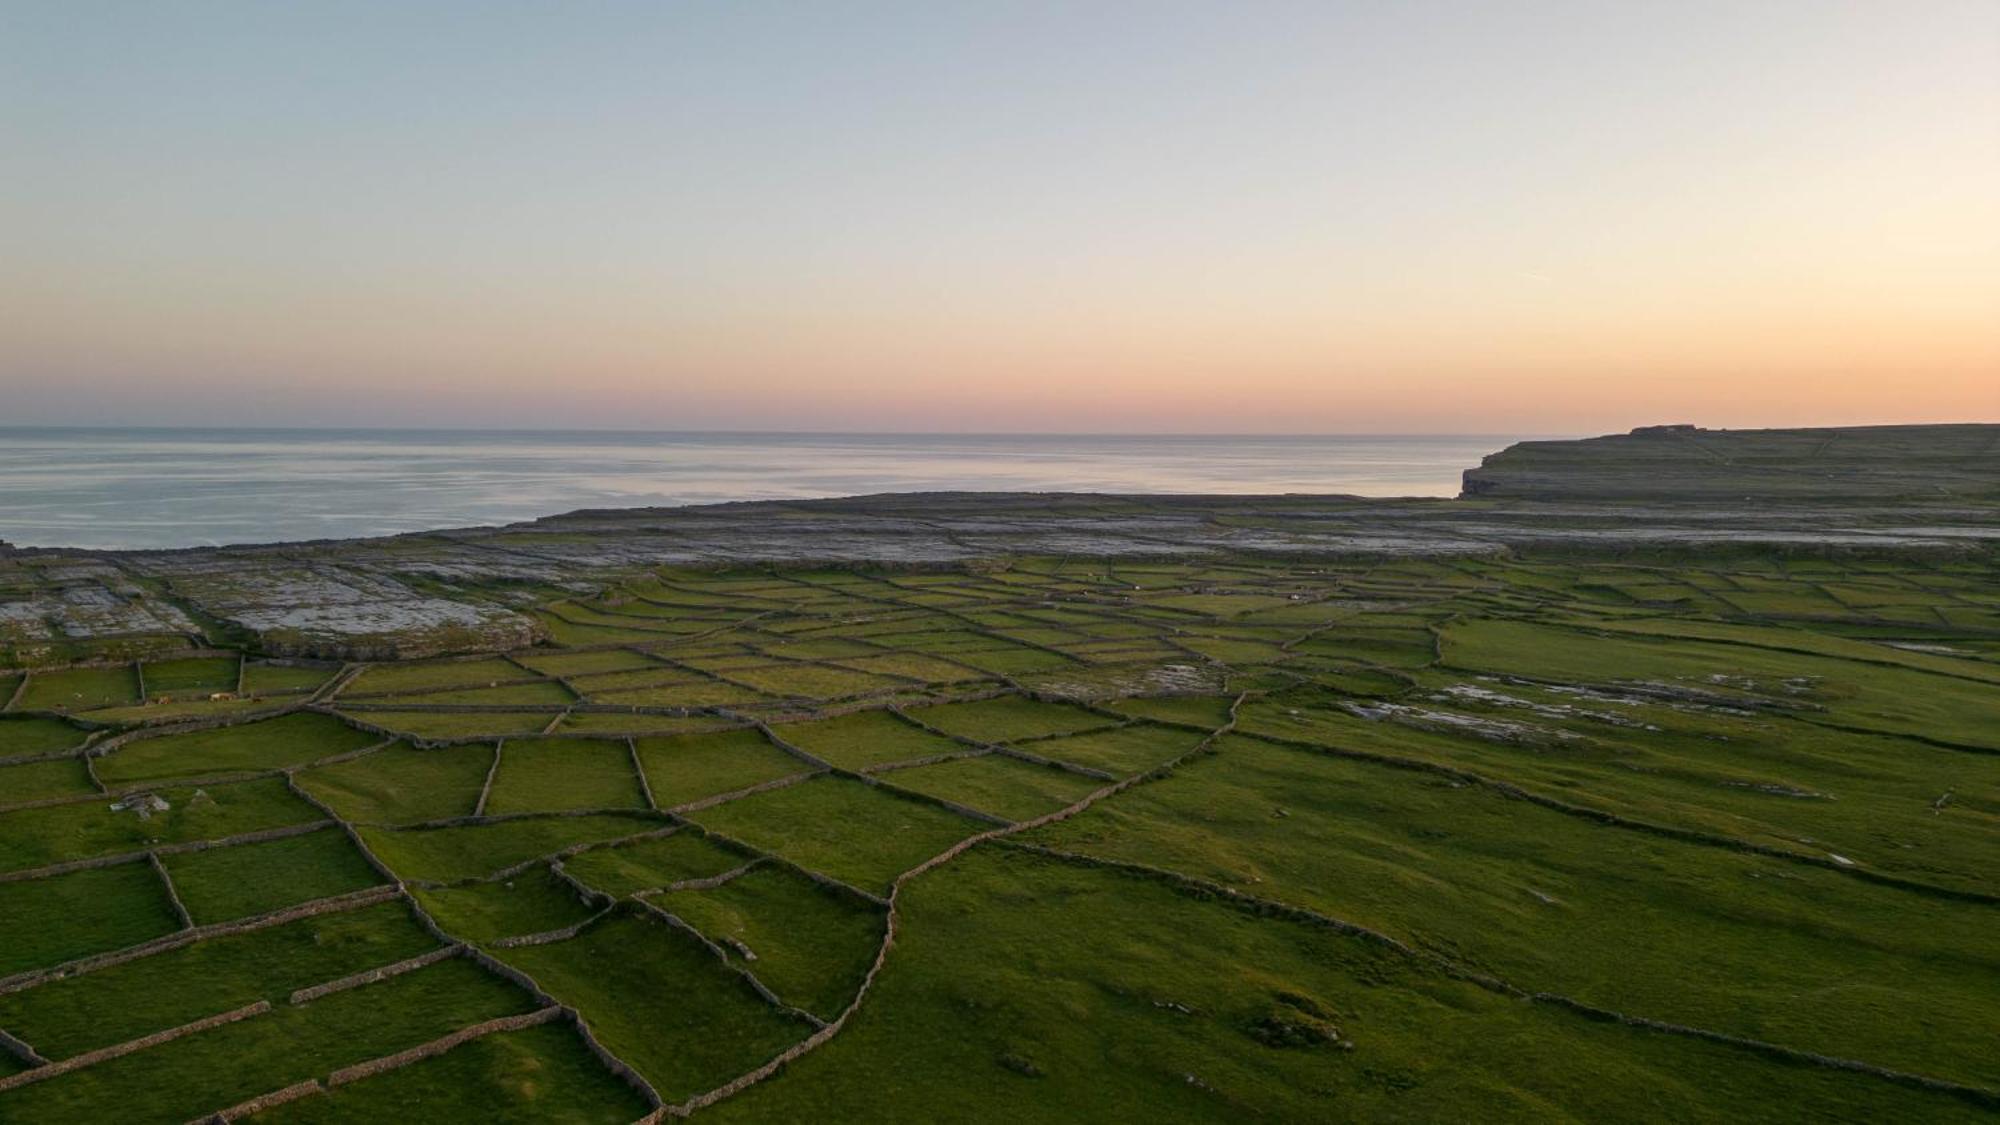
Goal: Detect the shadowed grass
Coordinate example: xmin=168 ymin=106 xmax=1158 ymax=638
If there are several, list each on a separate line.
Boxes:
xmin=690 ymin=777 xmax=982 ymax=893
xmin=493 ymin=911 xmax=808 ymax=1101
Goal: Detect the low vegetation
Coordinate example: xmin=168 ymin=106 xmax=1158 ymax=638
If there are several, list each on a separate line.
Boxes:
xmin=3 ymin=544 xmax=1997 ymax=1121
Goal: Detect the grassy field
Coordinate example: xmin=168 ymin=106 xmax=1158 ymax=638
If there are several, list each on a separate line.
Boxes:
xmin=0 ymin=717 xmax=89 ymax=759
xmin=633 ymin=729 xmax=808 ymax=807
xmin=95 ymin=712 xmax=378 ymax=785
xmin=247 ymin=1021 xmax=650 ymax=1123
xmin=0 ymin=776 xmax=321 ymax=872
xmin=0 ymin=755 xmax=96 ymax=805
xmin=705 ymin=848 xmax=1991 ymax=1123
xmin=3 ymin=550 xmax=1999 ymax=1121
xmin=0 ymin=957 xmax=538 ymax=1124
xmin=561 ymin=830 xmax=746 ymax=897
xmin=358 ymin=813 xmax=665 ymax=883
xmin=690 ymin=777 xmax=984 ymax=893
xmin=0 ymin=861 xmax=181 ymax=975
xmin=493 ymin=912 xmax=811 ymax=1101
xmin=769 ymin=709 xmax=964 ymax=770
xmin=0 ymin=900 xmax=436 ymax=1058
xmin=1026 ymin=733 xmax=2000 ymax=1087
xmin=484 ymin=739 xmax=647 ymax=814
xmin=141 ymin=656 xmax=239 ymax=697
xmin=16 ymin=665 xmax=142 ymax=712
xmin=882 ymin=753 xmax=1104 ymax=821
xmin=341 ymin=709 xmax=562 ymax=739
xmin=650 ymin=863 xmax=885 ymax=1020
xmin=296 ymin=741 xmax=493 ymax=824
xmin=415 ymin=863 xmax=601 ymax=942
xmin=161 ymin=827 xmax=386 ymax=924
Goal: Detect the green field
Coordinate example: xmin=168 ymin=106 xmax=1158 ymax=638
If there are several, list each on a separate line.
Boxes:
xmin=649 ymin=863 xmax=885 ymax=1020
xmin=94 ymin=712 xmax=378 ymax=786
xmin=5 ymin=549 xmax=1999 ymax=1121
xmin=484 ymin=738 xmax=647 ymax=814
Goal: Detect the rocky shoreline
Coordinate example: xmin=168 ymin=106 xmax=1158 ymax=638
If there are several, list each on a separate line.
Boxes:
xmin=3 ymin=425 xmax=1994 ymax=664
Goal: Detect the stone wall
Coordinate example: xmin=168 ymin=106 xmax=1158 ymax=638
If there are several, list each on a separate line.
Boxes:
xmin=0 ymin=1000 xmax=270 ymax=1093
xmin=203 ymin=1078 xmax=326 ymax=1123
xmin=0 ymin=883 xmax=397 ymax=997
xmin=288 ymin=944 xmax=465 ymax=1005
xmin=324 ymin=1006 xmax=564 ymax=1087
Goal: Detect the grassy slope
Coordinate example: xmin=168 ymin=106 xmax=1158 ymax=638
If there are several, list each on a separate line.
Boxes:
xmin=5 ymin=551 xmax=2000 ymax=1121
xmin=708 ymin=849 xmax=1988 ymax=1122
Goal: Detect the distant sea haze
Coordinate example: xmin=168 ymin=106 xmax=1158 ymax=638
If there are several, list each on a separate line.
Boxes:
xmin=0 ymin=429 xmax=1531 ymax=551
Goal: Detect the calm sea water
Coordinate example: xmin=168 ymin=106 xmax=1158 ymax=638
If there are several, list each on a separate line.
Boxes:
xmin=0 ymin=429 xmax=1524 ymax=550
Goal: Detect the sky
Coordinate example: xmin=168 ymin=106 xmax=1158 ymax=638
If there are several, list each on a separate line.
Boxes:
xmin=2 ymin=1 xmax=1995 ymax=434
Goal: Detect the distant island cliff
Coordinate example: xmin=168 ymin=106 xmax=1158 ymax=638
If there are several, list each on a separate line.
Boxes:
xmin=1462 ymin=424 xmax=2000 ymax=500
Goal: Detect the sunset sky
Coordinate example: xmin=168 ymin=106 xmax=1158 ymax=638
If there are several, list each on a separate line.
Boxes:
xmin=4 ymin=1 xmax=1995 ymax=433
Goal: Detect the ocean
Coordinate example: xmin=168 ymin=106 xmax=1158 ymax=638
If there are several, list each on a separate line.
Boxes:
xmin=0 ymin=429 xmax=1526 ymax=551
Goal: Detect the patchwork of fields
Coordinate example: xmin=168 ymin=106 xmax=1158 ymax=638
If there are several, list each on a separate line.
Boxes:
xmin=2 ymin=553 xmax=1997 ymax=1121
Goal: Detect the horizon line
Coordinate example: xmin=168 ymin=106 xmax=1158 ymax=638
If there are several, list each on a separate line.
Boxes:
xmin=0 ymin=424 xmax=1565 ymax=438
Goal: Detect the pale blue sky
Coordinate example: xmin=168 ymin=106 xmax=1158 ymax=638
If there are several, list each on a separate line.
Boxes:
xmin=3 ymin=2 xmax=1995 ymax=431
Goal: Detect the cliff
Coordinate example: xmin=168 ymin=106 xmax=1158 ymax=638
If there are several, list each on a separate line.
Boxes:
xmin=1462 ymin=424 xmax=2000 ymax=501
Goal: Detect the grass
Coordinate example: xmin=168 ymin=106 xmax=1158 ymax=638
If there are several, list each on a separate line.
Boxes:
xmin=8 ymin=551 xmax=2000 ymax=1120
xmin=724 ymin=663 xmax=907 ymax=700
xmin=297 ymin=741 xmax=494 ymax=825
xmin=936 ymin=646 xmax=1079 ymax=676
xmin=345 ymin=658 xmax=535 ymax=695
xmin=96 ymin=712 xmax=379 ymax=785
xmin=593 ymin=680 xmax=772 ymax=707
xmin=162 ymin=827 xmax=386 ymax=924
xmin=416 ymin=863 xmax=600 ymax=942
xmin=884 ymin=754 xmax=1103 ymax=821
xmin=690 ymin=776 xmax=983 ymax=893
xmin=0 ymin=716 xmax=88 ymax=758
xmin=1440 ymin=618 xmax=2000 ymax=750
xmin=0 ymin=899 xmax=436 ymax=1058
xmin=1027 ymin=733 xmax=2000 ymax=1088
xmin=904 ymin=696 xmax=1113 ymax=743
xmin=568 ymin=668 xmax=702 ymax=694
xmin=534 ymin=615 xmax=680 ymax=647
xmin=0 ymin=775 xmax=321 ymax=873
xmin=17 ymin=665 xmax=141 ymax=712
xmin=341 ymin=709 xmax=561 ymax=739
xmin=770 ymin=709 xmax=964 ymax=770
xmin=239 ymin=662 xmax=339 ymax=696
xmin=484 ymin=738 xmax=646 ymax=814
xmin=81 ymin=697 xmax=292 ymax=726
xmin=358 ymin=814 xmax=664 ymax=883
xmin=1175 ymin=636 xmax=1288 ymax=665
xmin=493 ymin=912 xmax=809 ymax=1102
xmin=561 ymin=831 xmax=746 ymax=897
xmin=1290 ymin=628 xmax=1437 ymax=668
xmin=247 ymin=1021 xmax=650 ymax=1124
xmin=651 ymin=863 xmax=885 ymax=1020
xmin=0 ymin=755 xmax=96 ymax=805
xmin=142 ymin=656 xmax=240 ymax=697
xmin=1104 ymin=695 xmax=1235 ymax=728
xmin=633 ymin=729 xmax=808 ymax=807
xmin=395 ymin=681 xmax=576 ymax=706
xmin=556 ymin=711 xmax=740 ymax=737
xmin=1231 ymin=681 xmax=2000 ymax=896
xmin=511 ymin=649 xmax=667 ymax=677
xmin=0 ymin=861 xmax=181 ymax=975
xmin=1149 ymin=592 xmax=1301 ymax=616
xmin=704 ymin=848 xmax=1989 ymax=1124
xmin=831 ymin=651 xmax=990 ymax=683
xmin=1025 ymin=723 xmax=1206 ymax=776
xmin=1583 ymin=614 xmax=2000 ymax=685
xmin=0 ymin=957 xmax=538 ymax=1125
